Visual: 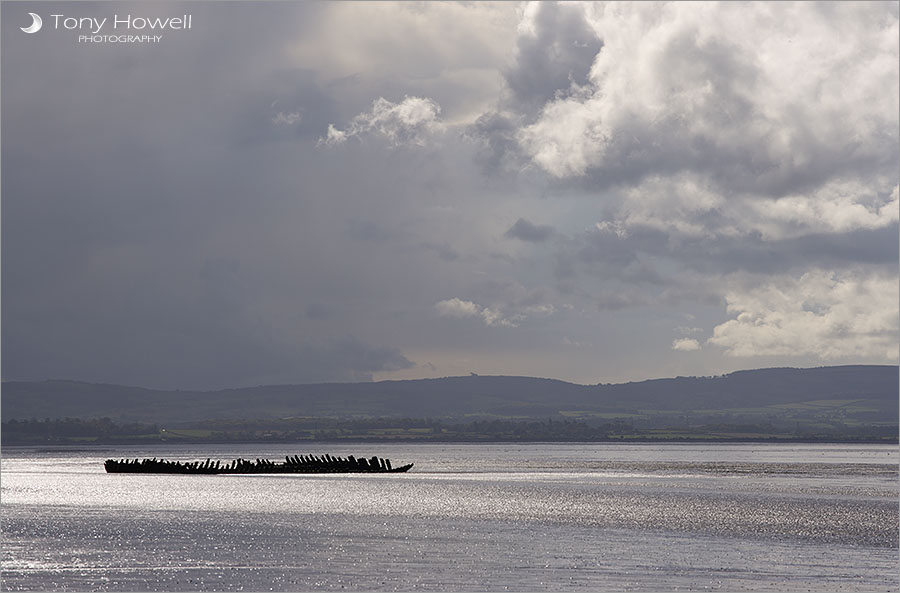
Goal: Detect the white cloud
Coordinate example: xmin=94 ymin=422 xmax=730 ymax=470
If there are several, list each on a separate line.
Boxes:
xmin=519 ymin=3 xmax=898 ymax=183
xmin=744 ymin=180 xmax=900 ymax=239
xmin=435 ymin=297 xmax=481 ymax=319
xmin=512 ymin=2 xmax=899 ymax=243
xmin=708 ymin=270 xmax=899 ymax=360
xmin=614 ymin=173 xmax=733 ymax=239
xmin=675 ymin=326 xmax=704 ymax=336
xmin=321 ymin=124 xmax=347 ymax=145
xmin=272 ymin=111 xmax=303 ymax=126
xmin=320 ymin=96 xmax=444 ymax=147
xmin=480 ymin=306 xmax=516 ymax=328
xmin=594 ymin=220 xmax=630 ymax=238
xmin=521 ymin=303 xmax=556 ymax=316
xmin=671 ymin=338 xmax=701 ymax=352
xmin=435 ymin=296 xmax=555 ymax=328
xmin=605 ymin=174 xmax=899 ymax=242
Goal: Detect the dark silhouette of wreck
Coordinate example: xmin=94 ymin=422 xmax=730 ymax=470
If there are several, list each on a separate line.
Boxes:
xmin=104 ymin=454 xmax=413 ymax=474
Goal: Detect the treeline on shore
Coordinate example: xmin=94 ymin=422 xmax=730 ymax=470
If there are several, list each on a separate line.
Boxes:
xmin=3 ymin=417 xmax=161 ymax=442
xmin=2 ymin=416 xmax=897 ymax=445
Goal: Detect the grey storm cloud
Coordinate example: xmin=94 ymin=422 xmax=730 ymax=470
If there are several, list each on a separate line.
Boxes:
xmin=2 ymin=2 xmax=897 ymax=389
xmin=1 ymin=2 xmax=433 ymax=389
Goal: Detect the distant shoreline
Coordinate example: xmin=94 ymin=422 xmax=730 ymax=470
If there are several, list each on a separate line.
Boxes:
xmin=4 ymin=436 xmax=896 ymax=448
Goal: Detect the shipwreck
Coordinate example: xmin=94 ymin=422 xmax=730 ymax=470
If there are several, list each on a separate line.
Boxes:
xmin=104 ymin=454 xmax=413 ymax=474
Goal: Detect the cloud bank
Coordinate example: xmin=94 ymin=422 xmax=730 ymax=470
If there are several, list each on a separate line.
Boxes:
xmin=3 ymin=1 xmax=896 ymax=389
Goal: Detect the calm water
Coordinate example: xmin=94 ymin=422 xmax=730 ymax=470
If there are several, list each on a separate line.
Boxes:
xmin=2 ymin=443 xmax=897 ymax=591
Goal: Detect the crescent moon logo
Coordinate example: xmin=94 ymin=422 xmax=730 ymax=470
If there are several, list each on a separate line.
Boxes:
xmin=21 ymin=13 xmax=42 ymax=34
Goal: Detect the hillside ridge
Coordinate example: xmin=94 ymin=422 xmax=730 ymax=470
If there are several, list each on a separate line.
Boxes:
xmin=3 ymin=365 xmax=896 ymax=425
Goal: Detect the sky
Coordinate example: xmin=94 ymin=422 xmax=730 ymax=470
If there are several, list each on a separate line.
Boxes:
xmin=2 ymin=1 xmax=898 ymax=390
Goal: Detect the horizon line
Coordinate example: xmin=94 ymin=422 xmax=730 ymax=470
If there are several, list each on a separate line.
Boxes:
xmin=3 ymin=363 xmax=896 ymax=393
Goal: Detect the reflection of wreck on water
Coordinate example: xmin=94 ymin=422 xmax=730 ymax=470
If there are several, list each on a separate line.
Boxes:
xmin=104 ymin=454 xmax=413 ymax=474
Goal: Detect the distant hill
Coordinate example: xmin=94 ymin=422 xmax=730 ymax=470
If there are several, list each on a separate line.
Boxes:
xmin=2 ymin=365 xmax=896 ymax=427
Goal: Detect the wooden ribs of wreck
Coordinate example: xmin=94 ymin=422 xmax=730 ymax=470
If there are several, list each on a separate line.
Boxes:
xmin=103 ymin=455 xmax=413 ymax=474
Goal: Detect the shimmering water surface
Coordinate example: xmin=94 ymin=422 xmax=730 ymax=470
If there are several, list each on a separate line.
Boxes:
xmin=2 ymin=443 xmax=897 ymax=591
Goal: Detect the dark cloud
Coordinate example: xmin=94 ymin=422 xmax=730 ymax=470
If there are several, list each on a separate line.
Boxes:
xmin=305 ymin=303 xmax=333 ymax=320
xmin=673 ymin=225 xmax=900 ymax=277
xmin=1 ymin=2 xmax=424 ymax=389
xmin=419 ymin=242 xmax=461 ymax=262
xmin=470 ymin=2 xmax=602 ymax=175
xmin=543 ymin=219 xmax=898 ymax=314
xmin=468 ymin=110 xmax=523 ymax=175
xmin=347 ymin=220 xmax=395 ymax=243
xmin=2 ymin=2 xmax=896 ymax=389
xmin=504 ymin=218 xmax=554 ymax=243
xmin=503 ymin=2 xmax=603 ymax=116
xmin=301 ymin=336 xmax=415 ymax=384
